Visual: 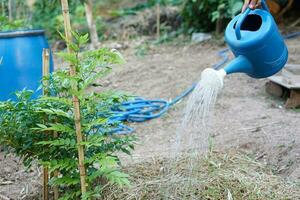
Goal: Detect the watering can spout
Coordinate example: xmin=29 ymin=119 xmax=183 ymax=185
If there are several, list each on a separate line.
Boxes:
xmin=223 ymin=55 xmax=253 ymax=75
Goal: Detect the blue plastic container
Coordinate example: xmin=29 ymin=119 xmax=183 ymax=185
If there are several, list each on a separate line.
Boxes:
xmin=223 ymin=0 xmax=288 ymax=78
xmin=0 ymin=29 xmax=53 ymax=101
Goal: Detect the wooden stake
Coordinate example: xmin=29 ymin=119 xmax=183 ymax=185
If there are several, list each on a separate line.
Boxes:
xmin=156 ymin=2 xmax=160 ymax=40
xmin=42 ymin=167 xmax=49 ymax=200
xmin=42 ymin=48 xmax=50 ymax=200
xmin=53 ymin=170 xmax=59 ymax=200
xmin=60 ymin=0 xmax=87 ymax=195
xmin=42 ymin=49 xmax=50 ymax=95
xmin=42 ymin=49 xmax=60 ymax=199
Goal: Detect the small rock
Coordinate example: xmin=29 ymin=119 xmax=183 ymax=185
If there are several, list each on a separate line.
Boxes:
xmin=191 ymin=33 xmax=212 ymax=43
xmin=107 ymin=42 xmax=129 ymax=50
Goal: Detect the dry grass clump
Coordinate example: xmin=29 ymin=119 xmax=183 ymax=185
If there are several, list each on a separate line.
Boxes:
xmin=102 ymin=152 xmax=300 ymax=200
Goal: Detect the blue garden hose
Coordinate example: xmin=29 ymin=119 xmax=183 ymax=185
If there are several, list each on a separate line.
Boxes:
xmin=107 ymin=32 xmax=300 ymax=135
xmin=108 ymin=87 xmax=196 ymax=134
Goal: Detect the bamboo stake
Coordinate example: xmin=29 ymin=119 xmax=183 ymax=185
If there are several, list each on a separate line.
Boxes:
xmin=52 ymin=122 xmax=59 ymax=200
xmin=60 ymin=0 xmax=87 ymax=195
xmin=42 ymin=48 xmax=50 ymax=200
xmin=53 ymin=169 xmax=59 ymax=200
xmin=42 ymin=49 xmax=60 ymax=200
xmin=42 ymin=167 xmax=49 ymax=200
xmin=42 ymin=49 xmax=50 ymax=95
xmin=156 ymin=2 xmax=160 ymax=40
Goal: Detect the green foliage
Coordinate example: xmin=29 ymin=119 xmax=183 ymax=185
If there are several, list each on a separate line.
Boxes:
xmin=111 ymin=0 xmax=183 ymax=17
xmin=0 ymin=0 xmax=32 ymax=31
xmin=0 ymin=16 xmax=31 ymax=31
xmin=31 ymin=0 xmax=80 ymax=40
xmin=182 ymin=0 xmax=243 ymax=33
xmin=0 ymin=32 xmax=135 ymax=199
xmin=31 ymin=0 xmax=107 ymax=41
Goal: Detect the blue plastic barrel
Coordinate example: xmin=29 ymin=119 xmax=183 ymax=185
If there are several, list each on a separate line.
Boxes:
xmin=0 ymin=29 xmax=53 ymax=101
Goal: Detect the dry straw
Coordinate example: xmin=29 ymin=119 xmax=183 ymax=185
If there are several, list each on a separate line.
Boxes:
xmin=102 ymin=151 xmax=300 ymax=200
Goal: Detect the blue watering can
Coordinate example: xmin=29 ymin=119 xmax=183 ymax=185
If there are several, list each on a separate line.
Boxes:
xmin=222 ymin=0 xmax=288 ymax=78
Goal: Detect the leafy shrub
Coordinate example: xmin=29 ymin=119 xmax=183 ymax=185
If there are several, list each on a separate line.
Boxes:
xmin=0 ymin=0 xmax=31 ymax=31
xmin=0 ymin=16 xmax=31 ymax=31
xmin=0 ymin=32 xmax=135 ymax=199
xmin=111 ymin=0 xmax=183 ymax=17
xmin=31 ymin=0 xmax=107 ymax=41
xmin=182 ymin=0 xmax=243 ymax=33
xmin=31 ymin=0 xmax=81 ymax=40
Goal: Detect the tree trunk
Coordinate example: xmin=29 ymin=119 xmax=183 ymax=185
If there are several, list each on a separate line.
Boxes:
xmin=156 ymin=3 xmax=160 ymax=40
xmin=8 ymin=0 xmax=12 ymax=21
xmin=84 ymin=0 xmax=99 ymax=49
xmin=216 ymin=17 xmax=225 ymax=34
xmin=27 ymin=0 xmax=36 ymax=9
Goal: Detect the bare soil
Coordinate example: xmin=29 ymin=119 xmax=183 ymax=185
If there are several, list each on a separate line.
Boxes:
xmin=104 ymin=37 xmax=300 ymax=180
xmin=1 ymin=36 xmax=300 ymax=199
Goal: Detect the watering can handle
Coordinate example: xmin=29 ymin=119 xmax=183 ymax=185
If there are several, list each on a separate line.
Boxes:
xmin=235 ymin=0 xmax=270 ymax=40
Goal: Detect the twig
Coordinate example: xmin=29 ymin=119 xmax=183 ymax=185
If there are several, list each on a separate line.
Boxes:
xmin=290 ymin=18 xmax=300 ymax=28
xmin=0 ymin=181 xmax=13 ymax=185
xmin=239 ymin=121 xmax=281 ymax=132
xmin=255 ymin=152 xmax=266 ymax=160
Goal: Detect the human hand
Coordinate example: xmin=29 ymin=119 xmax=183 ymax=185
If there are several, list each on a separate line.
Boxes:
xmin=242 ymin=0 xmax=260 ymax=12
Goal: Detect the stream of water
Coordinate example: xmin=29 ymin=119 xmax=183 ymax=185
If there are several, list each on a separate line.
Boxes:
xmin=174 ymin=68 xmax=225 ymax=155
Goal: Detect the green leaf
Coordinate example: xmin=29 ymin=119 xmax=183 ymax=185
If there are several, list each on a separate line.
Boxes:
xmin=83 ymin=117 xmax=107 ymax=131
xmin=37 ymin=97 xmax=72 ymax=106
xmin=48 ymin=158 xmax=77 ymax=173
xmin=37 ymin=138 xmax=77 ymax=150
xmin=231 ymin=2 xmax=243 ymax=17
xmin=78 ymin=33 xmax=89 ymax=45
xmin=51 ymin=176 xmax=80 ymax=187
xmin=34 ymin=123 xmax=75 ymax=134
xmin=36 ymin=108 xmax=72 ymax=119
xmin=36 ymin=124 xmax=48 ymax=129
xmin=79 ymin=67 xmax=111 ymax=92
xmin=211 ymin=11 xmax=220 ymax=22
xmin=79 ymin=135 xmax=105 ymax=149
xmin=104 ymin=170 xmax=130 ymax=186
xmin=56 ymin=52 xmax=77 ymax=65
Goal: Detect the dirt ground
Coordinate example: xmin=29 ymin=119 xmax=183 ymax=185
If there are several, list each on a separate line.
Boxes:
xmin=105 ymin=37 xmax=300 ymax=178
xmin=1 ymin=36 xmax=300 ymax=199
